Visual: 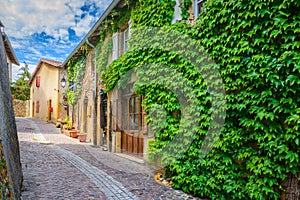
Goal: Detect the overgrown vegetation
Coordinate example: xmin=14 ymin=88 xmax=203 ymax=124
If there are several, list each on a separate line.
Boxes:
xmin=67 ymin=57 xmax=86 ymax=104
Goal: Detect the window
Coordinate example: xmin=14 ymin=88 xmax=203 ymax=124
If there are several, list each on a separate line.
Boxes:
xmin=194 ymin=0 xmax=206 ymax=19
xmin=127 ymin=95 xmax=146 ymax=131
xmin=36 ymin=76 xmax=40 ymax=87
xmin=112 ymin=32 xmax=119 ymax=61
xmin=129 ymin=95 xmax=139 ymax=130
xmin=121 ymin=84 xmax=147 ymax=132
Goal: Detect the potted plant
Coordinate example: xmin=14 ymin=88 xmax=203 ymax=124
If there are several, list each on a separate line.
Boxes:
xmin=63 ymin=120 xmax=76 ymax=137
xmin=69 ymin=129 xmax=78 ymax=138
xmin=78 ymin=132 xmax=87 ymax=142
xmin=65 ymin=120 xmax=74 ymax=130
xmin=60 ymin=116 xmax=69 ymax=125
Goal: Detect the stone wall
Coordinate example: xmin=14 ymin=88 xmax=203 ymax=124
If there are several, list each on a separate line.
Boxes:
xmin=13 ymin=100 xmax=30 ymax=117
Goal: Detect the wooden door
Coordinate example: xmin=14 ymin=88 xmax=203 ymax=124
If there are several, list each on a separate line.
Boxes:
xmin=121 ymin=94 xmax=145 ymax=155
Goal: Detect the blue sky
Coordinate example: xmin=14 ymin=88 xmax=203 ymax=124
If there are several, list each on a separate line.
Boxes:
xmin=0 ymin=0 xmax=112 ymax=81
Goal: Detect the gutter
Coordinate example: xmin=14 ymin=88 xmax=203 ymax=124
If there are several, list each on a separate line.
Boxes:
xmin=61 ymin=0 xmax=121 ymax=68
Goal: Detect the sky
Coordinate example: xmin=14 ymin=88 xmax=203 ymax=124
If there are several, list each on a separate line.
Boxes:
xmin=0 ymin=0 xmax=112 ymax=81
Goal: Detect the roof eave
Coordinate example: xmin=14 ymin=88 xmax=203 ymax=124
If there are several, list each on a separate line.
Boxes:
xmin=61 ymin=0 xmax=122 ymax=68
xmin=2 ymin=32 xmax=20 ymax=65
xmin=28 ymin=59 xmax=62 ymax=85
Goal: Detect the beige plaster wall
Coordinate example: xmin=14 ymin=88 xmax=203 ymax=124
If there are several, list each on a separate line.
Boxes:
xmin=29 ymin=63 xmax=62 ymax=123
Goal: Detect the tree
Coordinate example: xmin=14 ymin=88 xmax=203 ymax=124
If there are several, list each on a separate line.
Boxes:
xmin=11 ymin=62 xmax=31 ymax=100
xmin=17 ymin=62 xmax=30 ymax=80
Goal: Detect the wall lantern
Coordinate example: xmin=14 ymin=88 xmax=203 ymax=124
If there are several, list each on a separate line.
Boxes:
xmin=61 ymin=76 xmax=66 ymax=88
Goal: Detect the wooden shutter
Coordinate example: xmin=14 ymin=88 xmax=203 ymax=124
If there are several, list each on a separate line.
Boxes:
xmin=36 ymin=76 xmax=40 ymax=87
xmin=112 ymin=32 xmax=119 ymax=60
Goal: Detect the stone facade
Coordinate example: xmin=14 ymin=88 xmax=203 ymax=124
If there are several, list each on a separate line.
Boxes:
xmin=74 ymin=52 xmax=97 ymax=143
xmin=13 ymin=100 xmax=30 ymax=117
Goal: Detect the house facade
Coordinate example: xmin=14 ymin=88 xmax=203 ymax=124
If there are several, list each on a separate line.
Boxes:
xmin=60 ymin=0 xmax=300 ymax=198
xmin=28 ymin=59 xmax=67 ymax=123
xmin=0 ymin=20 xmax=20 ymax=82
xmin=62 ymin=0 xmax=204 ymax=159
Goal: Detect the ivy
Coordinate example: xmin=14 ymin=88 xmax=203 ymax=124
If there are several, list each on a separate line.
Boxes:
xmin=131 ymin=0 xmax=176 ymax=28
xmin=67 ymin=57 xmax=86 ymax=104
xmin=94 ymin=0 xmax=300 ymax=199
xmin=180 ymin=0 xmax=193 ymax=20
xmin=95 ymin=37 xmax=112 ymax=74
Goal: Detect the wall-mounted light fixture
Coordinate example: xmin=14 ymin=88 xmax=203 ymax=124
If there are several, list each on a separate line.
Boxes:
xmin=61 ymin=76 xmax=66 ymax=88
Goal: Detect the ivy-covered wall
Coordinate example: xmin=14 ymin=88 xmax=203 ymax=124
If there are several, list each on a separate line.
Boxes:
xmin=68 ymin=0 xmax=300 ymax=199
xmin=183 ymin=0 xmax=300 ymax=199
xmin=67 ymin=57 xmax=87 ymax=105
xmin=103 ymin=0 xmax=300 ymax=199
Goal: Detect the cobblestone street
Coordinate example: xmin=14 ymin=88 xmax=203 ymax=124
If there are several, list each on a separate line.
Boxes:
xmin=17 ymin=118 xmax=200 ymax=200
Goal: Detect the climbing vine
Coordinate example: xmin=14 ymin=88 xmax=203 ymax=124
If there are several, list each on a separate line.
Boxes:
xmin=92 ymin=0 xmax=300 ymax=199
xmin=95 ymin=37 xmax=112 ymax=74
xmin=180 ymin=0 xmax=193 ymax=20
xmin=131 ymin=0 xmax=176 ymax=27
xmin=67 ymin=57 xmax=86 ymax=104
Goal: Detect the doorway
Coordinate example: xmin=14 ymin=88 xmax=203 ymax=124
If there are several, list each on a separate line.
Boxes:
xmin=48 ymin=99 xmax=52 ymax=121
xmin=32 ymin=102 xmax=35 ymax=117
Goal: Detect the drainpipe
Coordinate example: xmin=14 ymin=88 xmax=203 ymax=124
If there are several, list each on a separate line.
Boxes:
xmin=86 ymin=39 xmax=98 ymax=146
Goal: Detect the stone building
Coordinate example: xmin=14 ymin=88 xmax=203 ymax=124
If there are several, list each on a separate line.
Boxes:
xmin=61 ymin=0 xmax=203 ymax=160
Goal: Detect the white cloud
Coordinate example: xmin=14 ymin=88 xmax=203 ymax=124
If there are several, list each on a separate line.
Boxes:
xmin=0 ymin=0 xmax=111 ymax=38
xmin=0 ymin=0 xmax=113 ymax=85
xmin=0 ymin=0 xmax=112 ymax=65
xmin=73 ymin=14 xmax=96 ymax=37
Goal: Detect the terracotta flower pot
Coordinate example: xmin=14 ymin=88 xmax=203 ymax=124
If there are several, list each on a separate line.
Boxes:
xmin=78 ymin=134 xmax=87 ymax=142
xmin=69 ymin=130 xmax=78 ymax=138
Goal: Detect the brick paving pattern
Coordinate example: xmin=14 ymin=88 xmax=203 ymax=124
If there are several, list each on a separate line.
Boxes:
xmin=17 ymin=118 xmax=201 ymax=200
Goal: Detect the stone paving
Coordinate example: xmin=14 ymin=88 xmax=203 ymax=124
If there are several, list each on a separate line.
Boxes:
xmin=17 ymin=118 xmax=202 ymax=200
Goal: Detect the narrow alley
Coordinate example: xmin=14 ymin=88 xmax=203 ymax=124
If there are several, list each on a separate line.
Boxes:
xmin=17 ymin=118 xmax=199 ymax=200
